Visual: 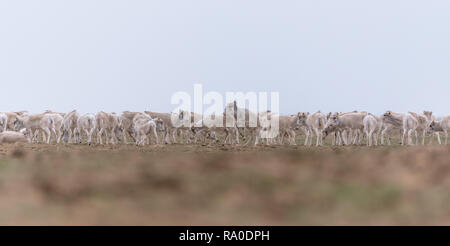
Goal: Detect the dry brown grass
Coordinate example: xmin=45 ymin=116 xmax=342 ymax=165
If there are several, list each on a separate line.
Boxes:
xmin=0 ymin=138 xmax=449 ymax=225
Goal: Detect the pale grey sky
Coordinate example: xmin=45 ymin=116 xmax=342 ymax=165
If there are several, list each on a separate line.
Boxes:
xmin=1 ymin=0 xmax=449 ymax=115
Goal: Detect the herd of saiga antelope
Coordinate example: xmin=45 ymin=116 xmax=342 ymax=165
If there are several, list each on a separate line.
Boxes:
xmin=0 ymin=102 xmax=446 ymax=147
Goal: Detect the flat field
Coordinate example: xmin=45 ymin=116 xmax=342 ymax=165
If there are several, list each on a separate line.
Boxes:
xmin=0 ymin=134 xmax=449 ymax=225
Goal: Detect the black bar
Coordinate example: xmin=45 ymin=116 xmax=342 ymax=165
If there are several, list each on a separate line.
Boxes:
xmin=1 ymin=226 xmax=448 ymax=245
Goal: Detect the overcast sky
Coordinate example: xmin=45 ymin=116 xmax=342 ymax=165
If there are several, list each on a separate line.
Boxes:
xmin=1 ymin=0 xmax=449 ymax=115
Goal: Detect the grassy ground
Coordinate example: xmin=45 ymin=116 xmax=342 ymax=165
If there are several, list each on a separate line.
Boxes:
xmin=0 ymin=132 xmax=448 ymax=225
